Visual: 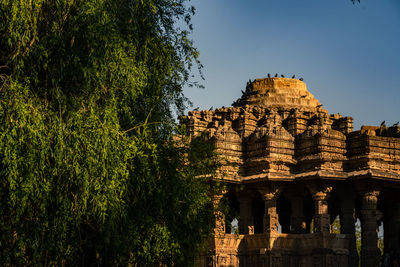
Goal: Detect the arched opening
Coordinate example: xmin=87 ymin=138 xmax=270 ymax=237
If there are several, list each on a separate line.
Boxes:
xmin=251 ymin=193 xmax=265 ymax=234
xmin=303 ymin=191 xmax=315 ymax=233
xmin=277 ymin=194 xmax=291 ymax=233
xmin=220 ymin=191 xmax=240 ymax=234
xmin=329 ymin=190 xmax=341 ymax=234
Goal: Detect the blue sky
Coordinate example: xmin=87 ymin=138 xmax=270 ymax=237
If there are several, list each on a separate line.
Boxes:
xmin=183 ymin=0 xmax=400 ymax=130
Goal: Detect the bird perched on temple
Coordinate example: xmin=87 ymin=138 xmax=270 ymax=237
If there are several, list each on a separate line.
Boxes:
xmin=281 ymin=74 xmax=285 ymax=78
xmin=274 ymin=73 xmax=278 ymax=77
xmin=317 ymin=104 xmax=322 ymax=108
xmin=193 ymin=107 xmax=199 ymax=111
xmin=292 ymin=75 xmax=296 ymax=78
xmin=267 ymin=73 xmax=271 ymax=78
xmin=299 ymin=78 xmax=304 ymax=81
xmin=381 ymin=121 xmax=386 ymax=126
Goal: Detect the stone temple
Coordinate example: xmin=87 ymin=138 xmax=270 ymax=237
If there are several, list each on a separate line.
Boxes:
xmin=181 ymin=77 xmax=400 ymax=267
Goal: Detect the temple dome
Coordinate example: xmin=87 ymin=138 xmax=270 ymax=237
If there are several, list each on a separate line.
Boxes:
xmin=233 ymin=77 xmax=322 ymax=112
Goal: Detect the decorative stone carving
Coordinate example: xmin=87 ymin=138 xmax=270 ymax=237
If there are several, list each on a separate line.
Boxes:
xmin=358 ymin=189 xmax=381 ymax=267
xmin=181 ymin=77 xmax=400 ymax=267
xmin=310 ymin=186 xmax=333 ymax=233
xmin=258 ymin=186 xmax=280 ymax=234
xmin=213 ymin=193 xmax=226 ymax=237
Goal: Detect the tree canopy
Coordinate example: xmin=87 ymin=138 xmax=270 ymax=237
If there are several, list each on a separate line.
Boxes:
xmin=0 ymin=0 xmax=216 ymax=265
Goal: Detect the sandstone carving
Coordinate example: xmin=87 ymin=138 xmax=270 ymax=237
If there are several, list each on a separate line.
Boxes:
xmin=185 ymin=77 xmax=400 ymax=267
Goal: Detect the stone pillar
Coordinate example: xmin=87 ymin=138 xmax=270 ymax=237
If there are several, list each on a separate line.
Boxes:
xmin=312 ymin=187 xmax=332 ymax=233
xmin=388 ymin=203 xmax=400 ymax=254
xmin=290 ymin=195 xmax=306 ymax=234
xmin=259 ymin=187 xmax=280 ymax=234
xmin=381 ymin=193 xmax=399 ymax=255
xmin=340 ymin=196 xmax=358 ymax=267
xmin=238 ymin=193 xmax=254 ymax=234
xmin=359 ymin=190 xmax=380 ymax=267
xmin=212 ymin=194 xmax=226 ymax=236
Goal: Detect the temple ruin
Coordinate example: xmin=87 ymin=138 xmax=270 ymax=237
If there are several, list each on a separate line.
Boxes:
xmin=181 ymin=77 xmax=400 ymax=267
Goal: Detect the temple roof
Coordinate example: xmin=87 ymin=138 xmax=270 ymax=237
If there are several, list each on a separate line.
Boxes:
xmin=233 ymin=77 xmax=323 ymax=112
xmin=182 ymin=76 xmax=400 ymax=183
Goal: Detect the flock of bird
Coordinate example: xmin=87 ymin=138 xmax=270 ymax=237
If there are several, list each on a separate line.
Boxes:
xmin=245 ymin=74 xmax=304 ymax=86
xmin=266 ymin=73 xmax=303 ymax=81
xmin=194 ymin=76 xmax=400 ymax=126
xmin=381 ymin=121 xmax=400 ymax=127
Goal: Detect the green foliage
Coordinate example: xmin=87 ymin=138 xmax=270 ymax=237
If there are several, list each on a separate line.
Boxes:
xmin=378 ymin=234 xmax=384 ymax=256
xmin=331 ymin=216 xmax=341 ymax=234
xmin=219 ymin=191 xmax=240 ymax=234
xmin=0 ymin=0 xmax=215 ymax=266
xmin=356 ymin=220 xmax=361 ymax=264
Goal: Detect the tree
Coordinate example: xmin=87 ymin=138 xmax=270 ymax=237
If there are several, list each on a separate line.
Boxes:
xmin=0 ymin=0 xmax=216 ymax=266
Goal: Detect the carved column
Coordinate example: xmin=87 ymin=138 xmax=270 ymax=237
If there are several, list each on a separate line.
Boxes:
xmin=290 ymin=195 xmax=306 ymax=234
xmin=340 ymin=195 xmax=358 ymax=267
xmin=259 ymin=187 xmax=280 ymax=234
xmin=238 ymin=193 xmax=254 ymax=234
xmin=359 ymin=190 xmax=380 ymax=267
xmin=381 ymin=193 xmax=400 ymax=255
xmin=312 ymin=187 xmax=332 ymax=233
xmin=212 ymin=194 xmax=226 ymax=236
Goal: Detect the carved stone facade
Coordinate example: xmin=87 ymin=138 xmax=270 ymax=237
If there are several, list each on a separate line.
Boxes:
xmin=183 ymin=77 xmax=400 ymax=267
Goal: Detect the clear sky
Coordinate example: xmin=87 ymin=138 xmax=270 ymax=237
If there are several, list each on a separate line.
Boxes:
xmin=183 ymin=0 xmax=400 ymax=130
